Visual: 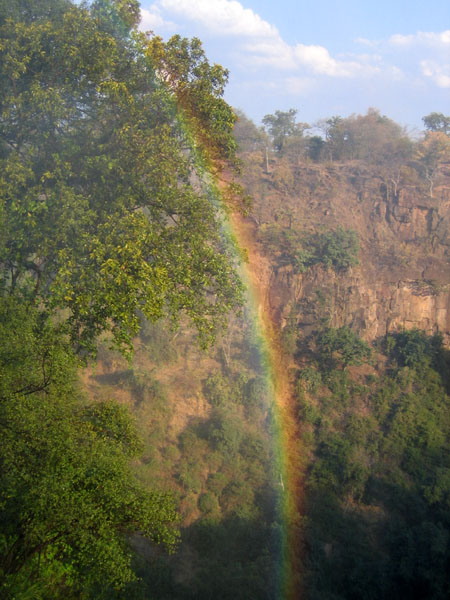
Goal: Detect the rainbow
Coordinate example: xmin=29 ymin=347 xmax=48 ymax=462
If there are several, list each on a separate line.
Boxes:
xmin=100 ymin=5 xmax=304 ymax=595
xmin=227 ymin=207 xmax=305 ymax=600
xmin=169 ymin=80 xmax=305 ymax=600
xmin=198 ymin=166 xmax=304 ymax=598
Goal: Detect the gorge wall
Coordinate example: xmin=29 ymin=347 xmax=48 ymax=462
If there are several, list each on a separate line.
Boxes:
xmin=244 ymin=158 xmax=450 ymax=344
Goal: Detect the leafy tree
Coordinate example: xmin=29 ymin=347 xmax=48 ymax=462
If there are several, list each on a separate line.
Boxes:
xmin=262 ymin=108 xmax=307 ymax=153
xmin=315 ymin=115 xmax=347 ymax=161
xmin=198 ymin=492 xmax=220 ymax=514
xmin=0 ymin=0 xmax=71 ymax=25
xmin=207 ymin=472 xmax=229 ymax=496
xmin=233 ymin=109 xmax=266 ymax=153
xmin=297 ymin=324 xmax=450 ymax=600
xmin=207 ymin=409 xmax=243 ymax=455
xmin=305 ymin=135 xmax=325 ymax=162
xmin=422 ymin=112 xmax=450 ymax=135
xmin=0 ymin=297 xmax=178 ymax=598
xmin=203 ymin=373 xmax=233 ymax=407
xmin=0 ymin=1 xmax=249 ymax=597
xmin=146 ymin=34 xmax=238 ymax=165
xmin=260 ymin=225 xmax=359 ymax=273
xmin=0 ymin=0 xmax=243 ymax=353
xmin=380 ymin=136 xmax=414 ymax=198
xmin=292 ymin=228 xmax=359 ymax=273
xmin=316 ymin=326 xmax=372 ymax=368
xmin=308 ymin=227 xmax=359 ymax=271
xmin=243 ymin=376 xmax=268 ymax=408
xmin=346 ymin=108 xmax=409 ymax=163
xmin=386 ymin=329 xmax=443 ymax=368
xmin=414 ymin=131 xmax=450 ymax=197
xmin=315 ymin=109 xmax=411 ymax=164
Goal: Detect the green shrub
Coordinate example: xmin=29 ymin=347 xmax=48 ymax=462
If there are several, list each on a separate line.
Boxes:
xmin=178 ymin=429 xmax=206 ymax=462
xmin=386 ymin=329 xmax=443 ymax=368
xmin=121 ymin=368 xmax=167 ymax=405
xmin=207 ymin=410 xmax=243 ymax=455
xmin=198 ymin=492 xmax=219 ymax=514
xmin=298 ymin=366 xmax=322 ymax=393
xmin=220 ymin=481 xmax=255 ymax=516
xmin=203 ymin=373 xmax=233 ymax=407
xmin=240 ymin=432 xmax=268 ymax=462
xmin=243 ymin=377 xmax=268 ymax=408
xmin=281 ymin=322 xmax=298 ymax=355
xmin=178 ymin=463 xmax=203 ymax=493
xmin=298 ymin=398 xmax=321 ymax=425
xmin=261 ymin=224 xmax=359 ymax=274
xmin=313 ymin=227 xmax=359 ymax=271
xmin=162 ymin=445 xmax=181 ymax=463
xmin=316 ymin=326 xmax=371 ymax=368
xmin=206 ymin=472 xmax=229 ymax=495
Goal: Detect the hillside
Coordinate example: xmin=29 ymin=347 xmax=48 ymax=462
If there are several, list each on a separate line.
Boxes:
xmin=1 ymin=1 xmax=449 ymax=597
xmin=78 ymin=110 xmax=450 ymax=600
xmin=236 ymin=117 xmax=450 ymax=344
xmin=232 ymin=110 xmax=450 ymax=600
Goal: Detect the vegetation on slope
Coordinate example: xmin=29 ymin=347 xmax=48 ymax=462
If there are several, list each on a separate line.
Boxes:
xmin=297 ymin=326 xmax=450 ymax=600
xmin=0 ymin=299 xmax=178 ymax=598
xmin=2 ymin=0 xmax=450 ymax=597
xmin=83 ymin=315 xmax=281 ymax=600
xmin=234 ymin=108 xmax=450 ymax=599
xmin=0 ymin=0 xmax=246 ymax=597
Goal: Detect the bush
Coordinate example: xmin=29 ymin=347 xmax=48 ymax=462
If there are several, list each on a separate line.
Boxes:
xmin=243 ymin=377 xmax=268 ymax=408
xmin=220 ymin=481 xmax=255 ymax=516
xmin=121 ymin=369 xmax=166 ymax=404
xmin=314 ymin=227 xmax=360 ymax=271
xmin=207 ymin=472 xmax=229 ymax=495
xmin=178 ymin=462 xmax=203 ymax=493
xmin=386 ymin=329 xmax=443 ymax=368
xmin=298 ymin=366 xmax=322 ymax=393
xmin=316 ymin=326 xmax=372 ymax=368
xmin=295 ymin=228 xmax=359 ymax=273
xmin=178 ymin=429 xmax=206 ymax=462
xmin=203 ymin=374 xmax=233 ymax=407
xmin=240 ymin=433 xmax=268 ymax=462
xmin=207 ymin=410 xmax=243 ymax=455
xmin=198 ymin=492 xmax=219 ymax=514
xmin=260 ymin=225 xmax=359 ymax=274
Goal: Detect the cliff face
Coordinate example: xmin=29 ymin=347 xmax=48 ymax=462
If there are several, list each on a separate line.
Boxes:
xmin=244 ymin=157 xmax=450 ymax=344
xmin=271 ymin=266 xmax=450 ymax=344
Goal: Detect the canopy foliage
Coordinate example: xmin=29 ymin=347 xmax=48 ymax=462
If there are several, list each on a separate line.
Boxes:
xmin=0 ymin=0 xmax=243 ymax=354
xmin=0 ymin=0 xmax=244 ymax=596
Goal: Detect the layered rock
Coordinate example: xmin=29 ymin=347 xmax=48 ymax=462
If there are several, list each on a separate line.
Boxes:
xmin=250 ymin=160 xmax=450 ymax=344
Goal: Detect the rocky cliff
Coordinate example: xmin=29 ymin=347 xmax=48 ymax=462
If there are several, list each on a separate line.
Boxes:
xmin=243 ymin=157 xmax=450 ymax=344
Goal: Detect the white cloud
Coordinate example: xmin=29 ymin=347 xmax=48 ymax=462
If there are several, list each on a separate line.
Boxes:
xmin=242 ymin=38 xmax=296 ymax=69
xmin=385 ymin=29 xmax=450 ymax=89
xmin=155 ymin=0 xmax=365 ymax=77
xmin=389 ymin=66 xmax=405 ymax=81
xmin=142 ymin=0 xmax=450 ymax=94
xmin=354 ymin=37 xmax=379 ymax=47
xmin=420 ymin=60 xmax=450 ymax=88
xmin=140 ymin=5 xmax=175 ymax=30
xmin=389 ymin=33 xmax=415 ymax=46
xmin=160 ymin=0 xmax=278 ymax=38
xmin=294 ymin=44 xmax=363 ymax=77
xmin=389 ymin=30 xmax=450 ymax=48
xmin=437 ymin=74 xmax=450 ymax=87
xmin=241 ymin=40 xmax=366 ymax=77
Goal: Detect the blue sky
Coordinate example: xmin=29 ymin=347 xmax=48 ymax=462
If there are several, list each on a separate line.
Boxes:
xmin=139 ymin=0 xmax=450 ymax=132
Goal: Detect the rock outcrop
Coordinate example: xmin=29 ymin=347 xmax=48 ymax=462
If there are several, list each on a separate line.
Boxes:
xmin=248 ymin=160 xmax=450 ymax=344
